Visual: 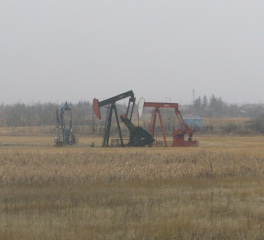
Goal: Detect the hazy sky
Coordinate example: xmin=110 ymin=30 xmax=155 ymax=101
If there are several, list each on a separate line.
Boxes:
xmin=1 ymin=0 xmax=264 ymax=105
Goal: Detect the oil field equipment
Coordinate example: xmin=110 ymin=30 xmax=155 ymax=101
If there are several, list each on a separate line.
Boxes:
xmin=93 ymin=90 xmax=153 ymax=147
xmin=142 ymin=101 xmax=198 ymax=147
xmin=93 ymin=90 xmax=136 ymax=147
xmin=54 ymin=102 xmax=77 ymax=146
xmin=120 ymin=114 xmax=154 ymax=147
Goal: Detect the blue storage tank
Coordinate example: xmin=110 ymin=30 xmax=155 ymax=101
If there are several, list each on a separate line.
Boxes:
xmin=183 ymin=118 xmax=203 ymax=128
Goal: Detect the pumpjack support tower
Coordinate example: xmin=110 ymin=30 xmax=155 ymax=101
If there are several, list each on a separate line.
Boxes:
xmin=93 ymin=90 xmax=135 ymax=147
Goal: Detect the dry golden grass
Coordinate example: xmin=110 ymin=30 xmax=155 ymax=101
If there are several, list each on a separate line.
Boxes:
xmin=0 ymin=147 xmax=264 ymax=185
xmin=0 ymin=135 xmax=264 ymax=239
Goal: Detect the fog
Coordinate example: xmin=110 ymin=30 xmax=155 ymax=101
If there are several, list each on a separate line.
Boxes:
xmin=1 ymin=0 xmax=264 ymax=104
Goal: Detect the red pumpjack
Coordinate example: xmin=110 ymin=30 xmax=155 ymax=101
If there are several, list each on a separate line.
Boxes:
xmin=143 ymin=102 xmax=198 ymax=147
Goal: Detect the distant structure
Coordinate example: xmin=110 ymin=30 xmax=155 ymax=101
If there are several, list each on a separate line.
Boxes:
xmin=184 ymin=118 xmax=204 ymax=129
xmin=54 ymin=102 xmax=77 ymax=146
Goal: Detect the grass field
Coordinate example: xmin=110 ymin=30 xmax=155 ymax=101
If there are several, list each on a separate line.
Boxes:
xmin=0 ymin=135 xmax=264 ymax=239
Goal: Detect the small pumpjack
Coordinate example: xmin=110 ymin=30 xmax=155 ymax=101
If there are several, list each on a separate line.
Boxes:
xmin=54 ymin=102 xmax=77 ymax=146
xmin=120 ymin=114 xmax=154 ymax=147
xmin=143 ymin=101 xmax=198 ymax=147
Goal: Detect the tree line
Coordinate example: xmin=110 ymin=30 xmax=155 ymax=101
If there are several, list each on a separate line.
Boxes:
xmin=0 ymin=96 xmax=264 ymax=134
xmin=189 ymin=94 xmax=264 ymax=118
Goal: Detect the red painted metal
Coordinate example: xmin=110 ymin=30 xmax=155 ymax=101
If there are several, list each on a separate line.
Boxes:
xmin=93 ymin=98 xmax=101 ymax=120
xmin=143 ymin=101 xmax=198 ymax=147
xmin=150 ymin=108 xmax=168 ymax=146
xmin=144 ymin=102 xmax=178 ymax=109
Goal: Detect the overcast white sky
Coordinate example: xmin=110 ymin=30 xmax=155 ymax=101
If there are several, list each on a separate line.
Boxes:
xmin=1 ymin=0 xmax=264 ymax=105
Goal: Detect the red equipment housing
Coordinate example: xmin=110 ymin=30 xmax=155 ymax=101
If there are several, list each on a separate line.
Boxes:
xmin=143 ymin=101 xmax=198 ymax=147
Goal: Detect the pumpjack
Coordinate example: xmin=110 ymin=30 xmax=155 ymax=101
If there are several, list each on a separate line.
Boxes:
xmin=93 ymin=90 xmax=153 ymax=147
xmin=93 ymin=90 xmax=136 ymax=147
xmin=143 ymin=101 xmax=198 ymax=147
xmin=54 ymin=102 xmax=77 ymax=146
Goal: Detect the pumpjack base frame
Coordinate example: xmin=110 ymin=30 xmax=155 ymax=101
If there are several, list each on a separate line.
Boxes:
xmin=172 ymin=139 xmax=199 ymax=147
